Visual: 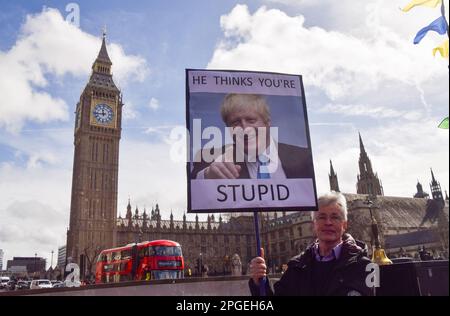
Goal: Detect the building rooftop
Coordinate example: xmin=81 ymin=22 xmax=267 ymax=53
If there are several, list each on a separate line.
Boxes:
xmin=344 ymin=193 xmax=449 ymax=229
xmin=385 ymin=230 xmax=440 ymax=248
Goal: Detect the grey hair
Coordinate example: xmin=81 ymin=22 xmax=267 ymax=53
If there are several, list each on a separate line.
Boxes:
xmin=313 ymin=191 xmax=348 ymax=221
xmin=220 ymin=94 xmax=271 ymax=126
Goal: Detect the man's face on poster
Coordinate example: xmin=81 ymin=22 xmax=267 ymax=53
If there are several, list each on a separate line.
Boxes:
xmin=226 ymin=105 xmax=271 ymax=160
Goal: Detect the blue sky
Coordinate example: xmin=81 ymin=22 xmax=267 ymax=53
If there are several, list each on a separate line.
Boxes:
xmin=0 ymin=0 xmax=448 ymax=266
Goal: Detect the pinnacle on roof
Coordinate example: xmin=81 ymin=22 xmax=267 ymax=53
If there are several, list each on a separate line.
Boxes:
xmin=95 ymin=31 xmax=112 ymax=65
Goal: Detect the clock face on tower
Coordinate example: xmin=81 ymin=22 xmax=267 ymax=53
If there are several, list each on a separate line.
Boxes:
xmin=93 ymin=103 xmax=114 ymax=124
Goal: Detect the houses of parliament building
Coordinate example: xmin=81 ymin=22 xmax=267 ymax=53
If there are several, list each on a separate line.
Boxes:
xmin=66 ymin=35 xmax=449 ymax=276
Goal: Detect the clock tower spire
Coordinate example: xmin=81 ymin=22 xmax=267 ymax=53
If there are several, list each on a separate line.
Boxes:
xmin=67 ymin=32 xmax=123 ymax=272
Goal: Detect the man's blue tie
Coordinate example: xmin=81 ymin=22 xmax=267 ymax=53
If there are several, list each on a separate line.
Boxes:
xmin=257 ymin=155 xmax=271 ymax=179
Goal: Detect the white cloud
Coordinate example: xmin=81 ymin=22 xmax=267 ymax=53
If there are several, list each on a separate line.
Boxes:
xmin=265 ymin=0 xmax=449 ymax=39
xmin=117 ymin=136 xmax=188 ymax=219
xmin=312 ymin=118 xmax=449 ymax=197
xmin=0 ymin=8 xmax=149 ymax=133
xmin=148 ymin=97 xmax=160 ymax=110
xmin=318 ymin=103 xmax=423 ymax=120
xmin=210 ymin=4 xmax=449 ymax=199
xmin=123 ymin=101 xmax=138 ymax=120
xmin=0 ymin=200 xmax=68 ymax=268
xmin=0 ymin=132 xmax=72 ymax=266
xmin=209 ymin=4 xmax=447 ymax=101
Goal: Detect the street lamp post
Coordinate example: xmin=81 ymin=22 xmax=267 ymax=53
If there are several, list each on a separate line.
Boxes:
xmin=51 ymin=250 xmax=54 ymax=269
xmin=34 ymin=253 xmax=37 ymax=279
xmin=199 ymin=253 xmax=203 ymax=277
xmin=365 ymin=197 xmax=392 ymax=265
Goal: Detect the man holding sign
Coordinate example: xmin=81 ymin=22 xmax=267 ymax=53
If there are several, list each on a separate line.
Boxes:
xmin=248 ymin=191 xmax=372 ymax=296
xmin=192 ymin=93 xmax=314 ymax=180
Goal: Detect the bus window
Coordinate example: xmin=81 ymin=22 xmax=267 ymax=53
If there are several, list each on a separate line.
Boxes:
xmin=151 ymin=270 xmax=179 ymax=280
xmin=139 ymin=247 xmax=147 ymax=258
xmin=120 ymin=261 xmax=129 ymax=271
xmin=121 ymin=249 xmax=131 ymax=260
xmin=148 ymin=246 xmax=156 ymax=256
xmin=97 ymin=254 xmax=107 ymax=262
xmin=113 ymin=251 xmax=121 ymax=261
xmin=103 ymin=264 xmax=113 ymax=273
xmin=151 ymin=246 xmax=182 ymax=256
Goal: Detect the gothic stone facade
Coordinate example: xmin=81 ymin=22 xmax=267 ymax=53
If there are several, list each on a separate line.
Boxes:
xmin=116 ymin=205 xmax=316 ymax=275
xmin=116 ymin=194 xmax=449 ymax=275
xmin=67 ymin=35 xmax=122 ymax=266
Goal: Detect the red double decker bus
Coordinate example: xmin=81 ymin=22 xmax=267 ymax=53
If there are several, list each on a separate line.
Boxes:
xmin=95 ymin=240 xmax=184 ymax=284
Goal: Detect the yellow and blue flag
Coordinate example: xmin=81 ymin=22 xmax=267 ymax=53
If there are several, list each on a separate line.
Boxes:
xmin=414 ymin=16 xmax=448 ymax=44
xmin=402 ymin=0 xmax=442 ymax=12
xmin=432 ymin=39 xmax=449 ymax=58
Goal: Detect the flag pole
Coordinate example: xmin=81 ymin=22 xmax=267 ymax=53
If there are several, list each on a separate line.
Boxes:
xmin=441 ymin=0 xmax=449 ymax=110
xmin=253 ymin=211 xmax=266 ymax=296
xmin=441 ymin=0 xmax=449 ymax=38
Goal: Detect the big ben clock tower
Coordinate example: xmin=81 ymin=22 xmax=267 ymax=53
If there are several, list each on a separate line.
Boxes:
xmin=67 ymin=32 xmax=122 ymax=268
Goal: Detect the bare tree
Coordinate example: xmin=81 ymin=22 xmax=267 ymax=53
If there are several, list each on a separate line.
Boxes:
xmin=82 ymin=243 xmax=103 ymax=282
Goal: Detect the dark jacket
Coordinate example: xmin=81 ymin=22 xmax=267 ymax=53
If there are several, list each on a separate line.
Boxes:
xmin=191 ymin=143 xmax=314 ymax=179
xmin=249 ymin=234 xmax=373 ymax=296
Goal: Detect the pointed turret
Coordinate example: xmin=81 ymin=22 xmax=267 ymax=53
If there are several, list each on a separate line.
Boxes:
xmin=430 ymin=168 xmax=444 ymax=201
xmin=155 ymin=204 xmax=161 ymax=221
xmin=142 ymin=208 xmax=148 ymax=228
xmin=329 ymin=160 xmax=340 ymax=192
xmin=359 ymin=132 xmax=366 ymax=155
xmin=356 ymin=133 xmax=383 ymax=196
xmin=414 ymin=180 xmax=429 ymax=198
xmin=92 ymin=30 xmax=112 ymax=73
xmin=88 ymin=31 xmax=118 ymax=91
xmin=126 ymin=200 xmax=132 ymax=220
xmin=96 ymin=31 xmax=112 ymax=65
xmin=156 ymin=206 xmax=161 ymax=229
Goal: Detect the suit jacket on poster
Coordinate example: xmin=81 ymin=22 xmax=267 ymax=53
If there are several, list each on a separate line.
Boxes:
xmin=191 ymin=143 xmax=314 ymax=179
